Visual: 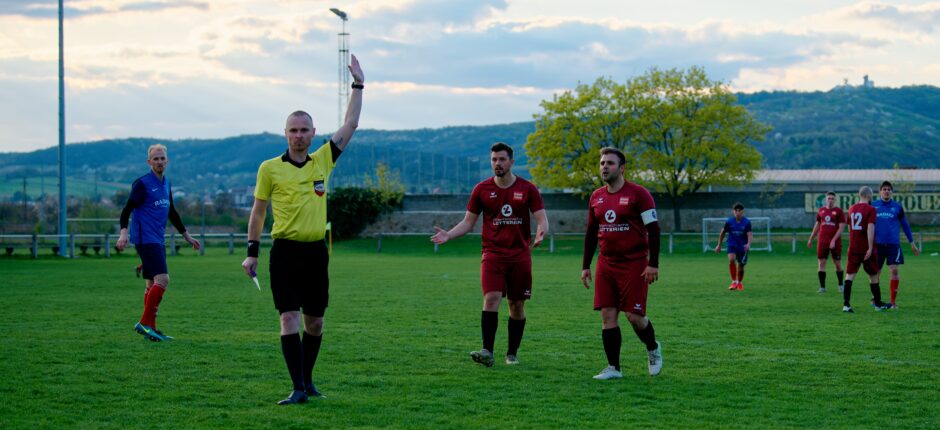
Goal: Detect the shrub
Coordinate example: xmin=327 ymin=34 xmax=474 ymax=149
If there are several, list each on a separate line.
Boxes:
xmin=328 ymin=187 xmax=401 ymax=240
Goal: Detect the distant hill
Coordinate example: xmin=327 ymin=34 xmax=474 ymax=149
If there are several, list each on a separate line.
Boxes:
xmin=739 ymin=85 xmax=940 ymax=168
xmin=2 ymin=85 xmax=939 ymax=198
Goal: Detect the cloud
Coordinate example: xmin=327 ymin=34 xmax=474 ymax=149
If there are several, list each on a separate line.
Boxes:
xmin=0 ymin=0 xmax=208 ymax=20
xmin=846 ymin=1 xmax=940 ymax=34
xmin=2 ymin=0 xmax=939 ymax=153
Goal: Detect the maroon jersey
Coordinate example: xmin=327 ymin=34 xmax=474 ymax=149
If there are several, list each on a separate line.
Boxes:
xmin=586 ymin=182 xmax=656 ymax=261
xmin=816 ymin=206 xmax=846 ymax=244
xmin=467 ymin=177 xmax=544 ymax=261
xmin=847 ymin=202 xmax=876 ymax=254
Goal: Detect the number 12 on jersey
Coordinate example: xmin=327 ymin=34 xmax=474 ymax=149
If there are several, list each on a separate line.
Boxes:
xmin=851 ymin=212 xmax=863 ymax=230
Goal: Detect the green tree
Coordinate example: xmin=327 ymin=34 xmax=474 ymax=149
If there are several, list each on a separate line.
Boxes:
xmin=364 ymin=162 xmax=405 ymax=209
xmin=526 ymin=67 xmax=770 ymax=230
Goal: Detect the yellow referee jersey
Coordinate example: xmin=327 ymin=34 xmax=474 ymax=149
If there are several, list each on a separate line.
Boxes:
xmin=254 ymin=142 xmax=335 ymax=242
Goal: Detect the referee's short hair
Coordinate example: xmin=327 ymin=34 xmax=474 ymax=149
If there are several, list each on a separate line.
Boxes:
xmin=286 ymin=110 xmax=314 ymax=126
xmin=880 ymin=181 xmax=893 ymax=191
xmin=490 ymin=142 xmax=513 ymax=159
xmin=732 ymin=202 xmax=745 ymax=211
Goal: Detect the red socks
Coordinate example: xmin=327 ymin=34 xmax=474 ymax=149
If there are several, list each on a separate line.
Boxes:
xmin=737 ymin=266 xmax=745 ymax=283
xmin=729 ymin=262 xmax=737 ymax=282
xmin=890 ymin=279 xmax=899 ymax=304
xmin=140 ymin=284 xmax=166 ymax=328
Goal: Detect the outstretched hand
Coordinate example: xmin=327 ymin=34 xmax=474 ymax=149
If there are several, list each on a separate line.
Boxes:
xmin=430 ymin=226 xmax=449 ymax=245
xmin=348 ymin=54 xmax=364 ymax=84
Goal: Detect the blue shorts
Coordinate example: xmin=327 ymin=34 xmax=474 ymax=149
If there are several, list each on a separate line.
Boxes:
xmin=135 ymin=243 xmax=168 ymax=280
xmin=727 ymin=245 xmax=748 ymax=265
xmin=876 ymin=243 xmax=904 ymax=267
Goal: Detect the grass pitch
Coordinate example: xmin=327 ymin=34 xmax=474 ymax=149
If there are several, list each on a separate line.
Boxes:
xmin=1 ymin=236 xmax=937 ymax=429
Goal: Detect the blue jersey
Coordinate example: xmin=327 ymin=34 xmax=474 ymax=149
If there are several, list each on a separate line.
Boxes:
xmin=724 ymin=216 xmax=752 ymax=248
xmin=872 ymin=199 xmax=913 ymax=245
xmin=128 ymin=171 xmax=172 ymax=245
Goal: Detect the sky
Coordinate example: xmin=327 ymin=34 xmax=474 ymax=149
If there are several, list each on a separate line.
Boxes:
xmin=1 ymin=0 xmax=938 ymax=153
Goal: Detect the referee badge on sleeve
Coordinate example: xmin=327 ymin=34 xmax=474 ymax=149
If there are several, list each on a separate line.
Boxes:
xmin=314 ymin=180 xmax=325 ymax=196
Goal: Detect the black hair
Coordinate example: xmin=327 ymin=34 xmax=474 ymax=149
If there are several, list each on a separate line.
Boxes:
xmin=490 ymin=142 xmax=513 ymax=159
xmin=599 ymin=147 xmax=626 ymax=166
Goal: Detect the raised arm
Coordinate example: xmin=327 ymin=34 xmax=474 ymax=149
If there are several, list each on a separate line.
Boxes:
xmin=331 ymin=54 xmax=364 ymax=151
xmin=431 ymin=211 xmax=480 ymax=245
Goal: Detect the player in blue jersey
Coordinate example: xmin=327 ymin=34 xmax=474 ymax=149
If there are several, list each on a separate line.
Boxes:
xmin=715 ymin=203 xmax=752 ymax=290
xmin=872 ymin=181 xmax=920 ymax=309
xmin=117 ymin=144 xmax=201 ymax=341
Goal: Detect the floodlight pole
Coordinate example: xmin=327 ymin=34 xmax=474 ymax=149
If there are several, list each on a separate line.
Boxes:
xmin=330 ymin=8 xmax=350 ymax=130
xmin=58 ymin=0 xmax=68 ymax=256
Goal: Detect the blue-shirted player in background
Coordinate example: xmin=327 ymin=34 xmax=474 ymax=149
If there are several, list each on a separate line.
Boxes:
xmin=872 ymin=181 xmax=920 ymax=309
xmin=117 ymin=144 xmax=200 ymax=341
xmin=715 ymin=202 xmax=753 ymax=291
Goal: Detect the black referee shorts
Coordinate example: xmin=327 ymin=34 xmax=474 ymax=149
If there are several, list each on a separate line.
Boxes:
xmin=269 ymin=239 xmax=329 ymax=316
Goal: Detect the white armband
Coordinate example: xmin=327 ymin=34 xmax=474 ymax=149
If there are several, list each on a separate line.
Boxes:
xmin=641 ymin=208 xmax=658 ymax=225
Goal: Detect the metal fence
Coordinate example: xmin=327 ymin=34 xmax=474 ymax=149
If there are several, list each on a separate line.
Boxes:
xmin=369 ymin=231 xmax=940 ymax=255
xmin=0 ymin=233 xmax=273 ymax=259
xmin=3 ymin=231 xmax=940 ymax=258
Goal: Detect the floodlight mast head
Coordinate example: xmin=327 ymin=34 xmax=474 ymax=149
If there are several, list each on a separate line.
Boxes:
xmin=330 ymin=8 xmax=348 ymax=21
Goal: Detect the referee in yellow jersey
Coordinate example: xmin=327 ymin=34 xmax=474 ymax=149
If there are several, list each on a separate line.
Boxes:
xmin=242 ymin=54 xmax=364 ymax=406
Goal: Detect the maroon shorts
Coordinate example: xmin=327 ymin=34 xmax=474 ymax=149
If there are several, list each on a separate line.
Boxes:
xmin=816 ymin=238 xmax=842 ymax=260
xmin=846 ymin=249 xmax=879 ymax=276
xmin=594 ymin=256 xmax=649 ymax=316
xmin=480 ymin=257 xmax=532 ymax=301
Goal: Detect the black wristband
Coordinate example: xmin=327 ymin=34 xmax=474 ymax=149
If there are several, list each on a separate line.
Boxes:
xmin=351 ymin=83 xmax=364 ymax=89
xmin=247 ymin=240 xmax=260 ymax=258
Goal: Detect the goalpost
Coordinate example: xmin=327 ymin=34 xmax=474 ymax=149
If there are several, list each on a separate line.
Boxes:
xmin=702 ymin=217 xmax=772 ymax=253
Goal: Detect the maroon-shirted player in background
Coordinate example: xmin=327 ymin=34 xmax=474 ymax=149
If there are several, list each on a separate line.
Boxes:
xmin=807 ymin=191 xmax=847 ymax=293
xmin=843 ymin=186 xmax=889 ymax=313
xmin=581 ymin=147 xmax=663 ymax=379
xmin=431 ymin=142 xmax=549 ymax=367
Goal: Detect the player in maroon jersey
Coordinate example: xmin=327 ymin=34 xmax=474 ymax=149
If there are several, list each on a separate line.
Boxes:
xmin=431 ymin=142 xmax=549 ymax=367
xmin=807 ymin=191 xmax=846 ymax=293
xmin=843 ymin=186 xmax=888 ymax=313
xmin=581 ymin=147 xmax=662 ymax=379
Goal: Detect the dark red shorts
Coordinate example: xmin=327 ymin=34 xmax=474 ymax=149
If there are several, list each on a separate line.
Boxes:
xmin=480 ymin=257 xmax=532 ymax=301
xmin=846 ymin=249 xmax=879 ymax=276
xmin=817 ymin=238 xmax=842 ymax=260
xmin=594 ymin=256 xmax=649 ymax=316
